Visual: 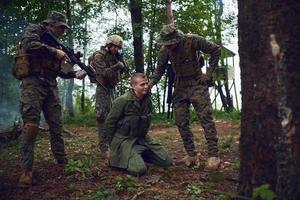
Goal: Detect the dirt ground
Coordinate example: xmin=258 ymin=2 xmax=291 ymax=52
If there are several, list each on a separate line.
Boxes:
xmin=0 ymin=119 xmax=240 ymax=200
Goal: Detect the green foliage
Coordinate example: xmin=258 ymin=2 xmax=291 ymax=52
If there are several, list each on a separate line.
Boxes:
xmin=151 ymin=112 xmax=175 ymax=126
xmin=65 ymin=158 xmax=92 ymax=179
xmin=114 ymin=175 xmax=137 ymax=194
xmin=252 ymin=184 xmax=276 ymax=200
xmin=64 ymin=111 xmax=97 ymax=127
xmin=185 ymin=181 xmax=214 ymax=199
xmin=90 ymin=187 xmax=113 ymax=200
xmin=217 ymin=193 xmax=234 ymax=200
xmin=213 ymin=109 xmax=241 ymax=123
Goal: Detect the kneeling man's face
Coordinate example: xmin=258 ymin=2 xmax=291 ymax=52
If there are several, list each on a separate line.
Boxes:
xmin=133 ymin=77 xmax=149 ymax=98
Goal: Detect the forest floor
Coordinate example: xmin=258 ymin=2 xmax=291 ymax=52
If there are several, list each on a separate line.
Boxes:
xmin=0 ymin=119 xmax=240 ymax=200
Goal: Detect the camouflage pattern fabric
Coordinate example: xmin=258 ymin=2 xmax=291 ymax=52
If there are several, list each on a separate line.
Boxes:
xmin=20 ymin=77 xmax=66 ymax=169
xmin=88 ymin=47 xmax=124 ymax=152
xmin=89 ymin=47 xmax=123 ymax=88
xmin=105 ymin=90 xmax=172 ymax=175
xmin=19 ymin=22 xmax=76 ymax=170
xmin=95 ymin=85 xmax=115 ymax=152
xmin=150 ymin=31 xmax=221 ymax=157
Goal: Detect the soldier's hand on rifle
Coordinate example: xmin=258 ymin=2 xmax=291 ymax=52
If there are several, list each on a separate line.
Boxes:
xmin=75 ymin=70 xmax=87 ymax=80
xmin=111 ymin=61 xmax=124 ymax=71
xmin=55 ymin=49 xmax=70 ymax=61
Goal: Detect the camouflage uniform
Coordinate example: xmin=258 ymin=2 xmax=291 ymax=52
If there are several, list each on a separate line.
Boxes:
xmin=19 ymin=12 xmax=75 ymax=171
xmin=88 ymin=45 xmax=123 ymax=152
xmin=105 ymin=89 xmax=172 ymax=176
xmin=150 ymin=24 xmax=221 ymax=157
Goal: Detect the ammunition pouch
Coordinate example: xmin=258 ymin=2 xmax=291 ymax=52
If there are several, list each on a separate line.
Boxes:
xmin=12 ymin=48 xmax=32 ymax=80
xmin=20 ymin=123 xmax=39 ymax=143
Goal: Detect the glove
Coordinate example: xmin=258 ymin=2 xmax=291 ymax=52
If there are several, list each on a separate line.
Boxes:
xmin=111 ymin=61 xmax=124 ymax=71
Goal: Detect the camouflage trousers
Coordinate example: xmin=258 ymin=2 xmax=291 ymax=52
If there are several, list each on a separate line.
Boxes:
xmin=95 ymin=85 xmax=115 ymax=152
xmin=173 ymin=83 xmax=219 ymax=157
xmin=19 ymin=78 xmax=66 ymax=170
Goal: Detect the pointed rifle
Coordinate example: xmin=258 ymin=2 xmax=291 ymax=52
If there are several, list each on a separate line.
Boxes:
xmin=41 ymin=30 xmax=100 ymax=84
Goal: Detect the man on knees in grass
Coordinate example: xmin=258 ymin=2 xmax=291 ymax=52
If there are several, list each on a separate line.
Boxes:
xmin=105 ymin=73 xmax=173 ymax=176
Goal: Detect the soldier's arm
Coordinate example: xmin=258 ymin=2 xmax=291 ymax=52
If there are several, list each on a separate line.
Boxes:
xmin=21 ymin=24 xmax=57 ymax=57
xmin=93 ymin=53 xmax=120 ymax=79
xmin=105 ymin=97 xmax=127 ymax=143
xmin=193 ymin=35 xmax=221 ymax=75
xmin=58 ymin=71 xmax=76 ymax=79
xmin=149 ymin=47 xmax=168 ymax=86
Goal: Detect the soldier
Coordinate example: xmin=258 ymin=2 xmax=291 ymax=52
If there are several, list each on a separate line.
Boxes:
xmin=88 ymin=35 xmax=126 ymax=155
xmin=17 ymin=11 xmax=85 ymax=187
xmin=150 ymin=24 xmax=221 ymax=170
xmin=105 ymin=73 xmax=173 ymax=176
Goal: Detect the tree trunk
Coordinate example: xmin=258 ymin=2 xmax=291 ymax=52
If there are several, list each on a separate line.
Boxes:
xmin=166 ymin=0 xmax=174 ymax=24
xmin=129 ymin=0 xmax=144 ymax=73
xmin=65 ymin=0 xmax=74 ymax=117
xmin=238 ymin=1 xmax=300 ymax=198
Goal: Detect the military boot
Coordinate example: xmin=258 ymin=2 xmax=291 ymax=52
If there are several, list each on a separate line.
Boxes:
xmin=56 ymin=158 xmax=68 ymax=172
xmin=19 ymin=169 xmax=33 ymax=187
xmin=176 ymin=155 xmax=200 ymax=167
xmin=207 ymin=156 xmax=221 ymax=171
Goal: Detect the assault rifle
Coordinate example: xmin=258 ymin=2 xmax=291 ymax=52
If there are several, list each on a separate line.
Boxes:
xmin=115 ymin=52 xmax=130 ymax=75
xmin=41 ymin=31 xmax=97 ymax=83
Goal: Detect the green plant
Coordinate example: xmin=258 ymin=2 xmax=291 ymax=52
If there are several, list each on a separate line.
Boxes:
xmin=114 ymin=175 xmax=137 ymax=194
xmin=252 ymin=184 xmax=275 ymax=200
xmin=125 ymin=175 xmax=137 ymax=194
xmin=213 ymin=109 xmax=241 ymax=123
xmin=65 ymin=159 xmax=92 ymax=179
xmin=115 ymin=176 xmax=124 ymax=193
xmin=90 ymin=187 xmax=113 ymax=200
xmin=185 ymin=182 xmax=215 ymax=199
xmin=217 ymin=193 xmax=235 ymax=200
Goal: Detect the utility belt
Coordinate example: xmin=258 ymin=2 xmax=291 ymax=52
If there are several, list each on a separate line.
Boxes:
xmin=174 ymin=65 xmax=203 ymax=86
xmin=12 ymin=48 xmax=60 ymax=80
xmin=117 ymin=115 xmax=151 ymax=138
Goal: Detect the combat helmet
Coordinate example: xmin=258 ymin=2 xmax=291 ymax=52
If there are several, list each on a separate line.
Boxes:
xmin=155 ymin=23 xmax=184 ymax=45
xmin=106 ymin=35 xmax=123 ymax=48
xmin=43 ymin=11 xmax=70 ymax=29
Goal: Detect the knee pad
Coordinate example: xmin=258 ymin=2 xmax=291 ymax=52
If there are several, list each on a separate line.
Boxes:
xmin=21 ymin=123 xmax=39 ymax=142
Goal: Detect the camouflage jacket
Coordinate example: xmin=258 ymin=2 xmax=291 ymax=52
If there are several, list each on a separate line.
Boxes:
xmin=21 ymin=23 xmax=76 ymax=85
xmin=150 ymin=34 xmax=221 ymax=86
xmin=88 ymin=46 xmax=122 ymax=88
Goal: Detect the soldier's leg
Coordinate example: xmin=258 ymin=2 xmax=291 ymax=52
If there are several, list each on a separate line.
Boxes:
xmin=43 ymin=87 xmax=66 ymax=163
xmin=191 ymin=86 xmax=219 ymax=157
xmin=19 ymin=83 xmax=43 ymax=185
xmin=127 ymin=145 xmax=148 ymax=176
xmin=95 ymin=86 xmax=113 ymax=152
xmin=174 ymin=101 xmax=197 ymax=157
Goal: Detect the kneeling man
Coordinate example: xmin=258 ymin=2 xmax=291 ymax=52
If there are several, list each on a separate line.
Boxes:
xmin=105 ymin=73 xmax=172 ymax=176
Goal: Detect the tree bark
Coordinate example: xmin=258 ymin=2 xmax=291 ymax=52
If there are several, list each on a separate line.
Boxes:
xmin=166 ymin=0 xmax=174 ymax=24
xmin=238 ymin=1 xmax=300 ymax=198
xmin=129 ymin=0 xmax=144 ymax=73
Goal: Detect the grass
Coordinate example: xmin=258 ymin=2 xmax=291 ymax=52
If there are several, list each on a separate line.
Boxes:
xmin=63 ymin=108 xmax=240 ymax=128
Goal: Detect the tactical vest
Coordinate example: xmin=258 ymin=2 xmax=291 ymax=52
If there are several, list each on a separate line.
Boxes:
xmin=88 ymin=48 xmax=121 ymax=87
xmin=166 ymin=35 xmax=203 ymax=85
xmin=14 ymin=24 xmax=61 ymax=79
